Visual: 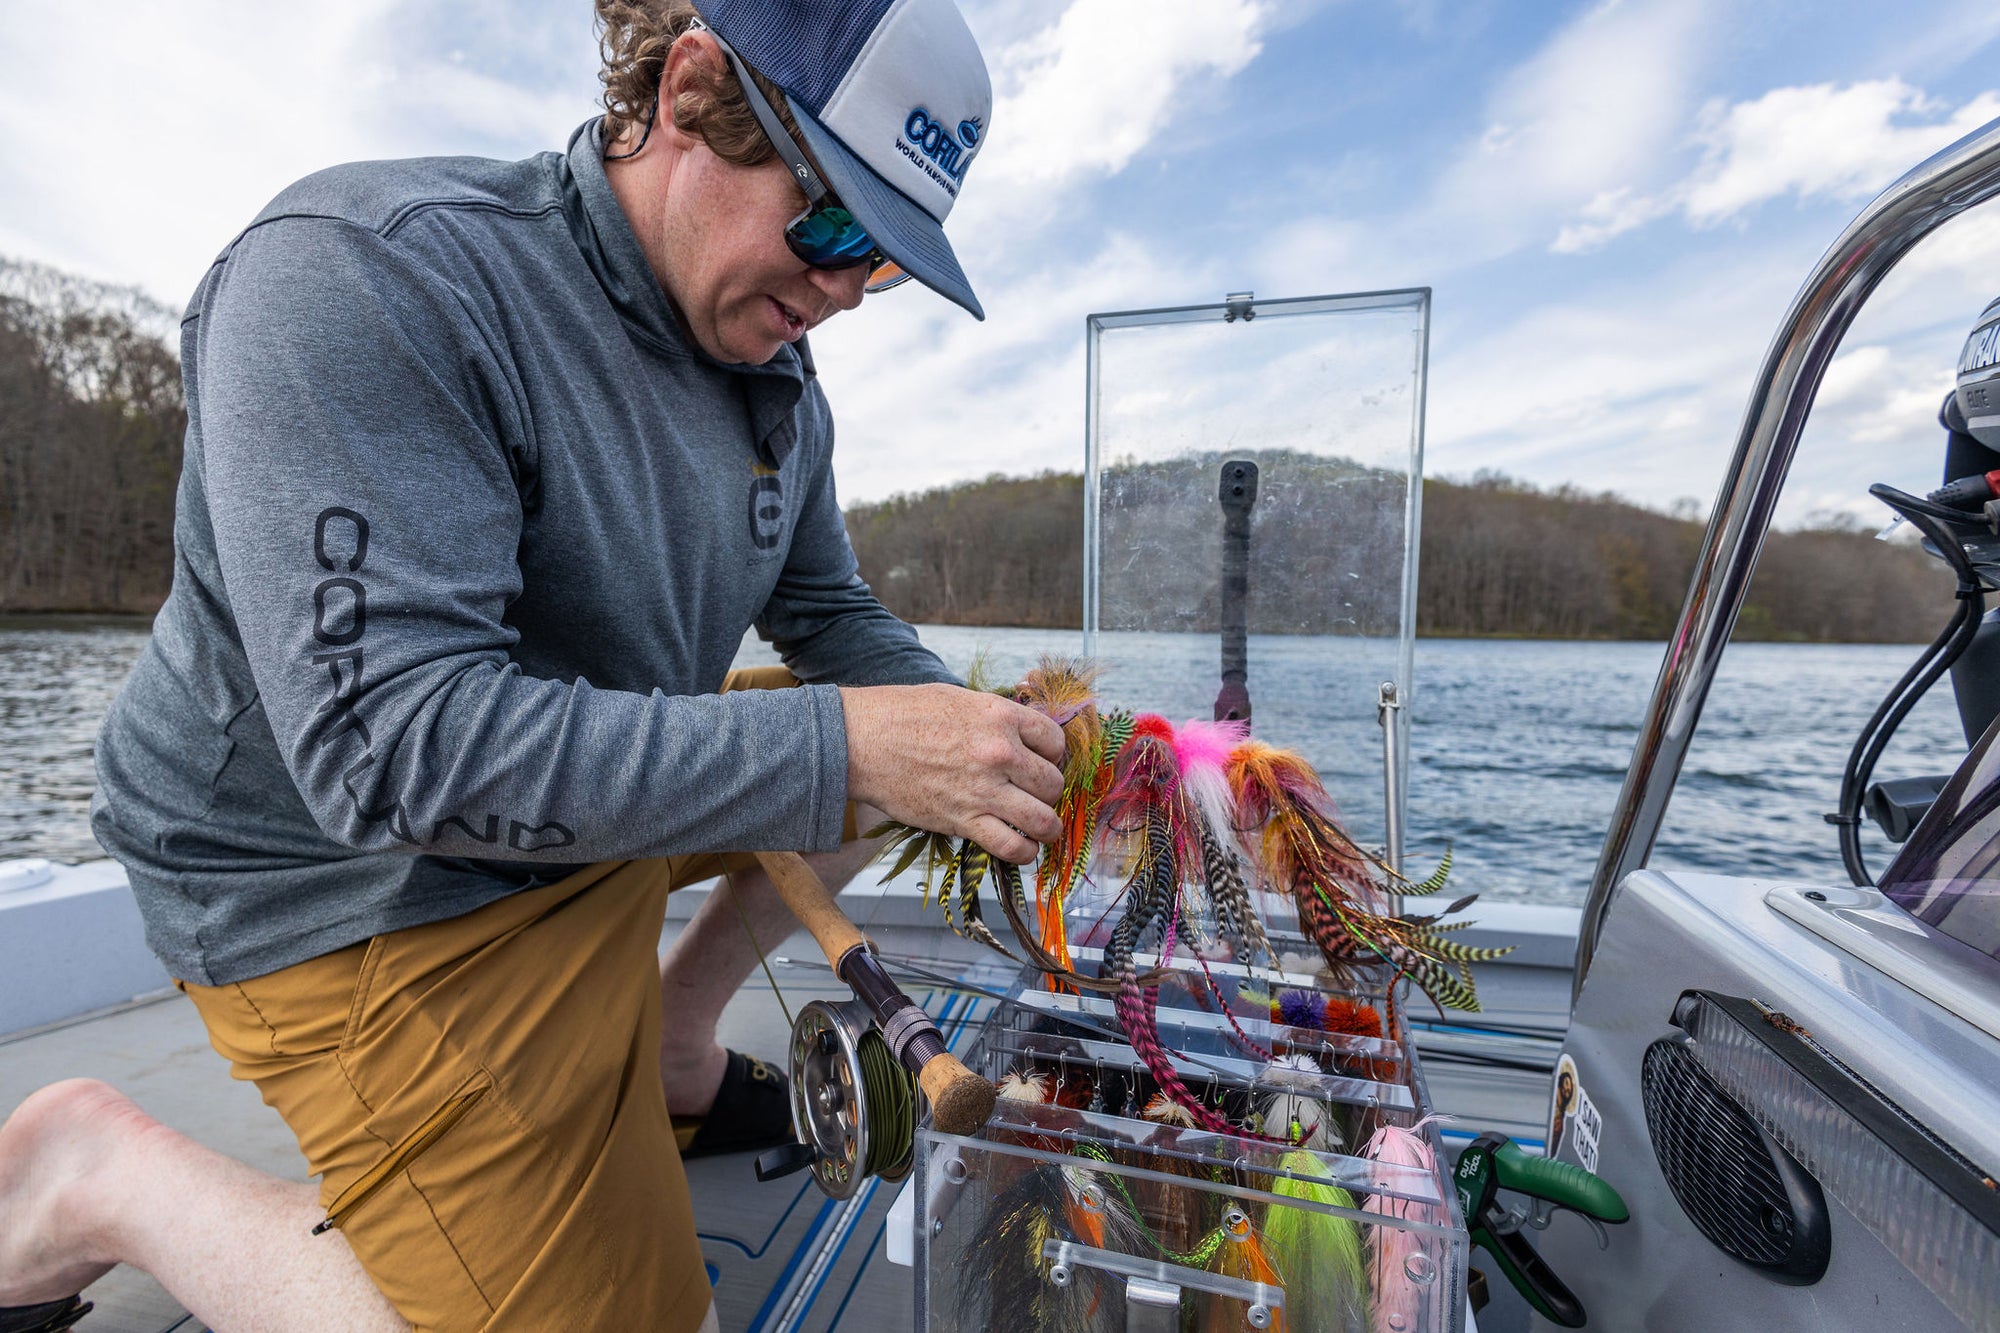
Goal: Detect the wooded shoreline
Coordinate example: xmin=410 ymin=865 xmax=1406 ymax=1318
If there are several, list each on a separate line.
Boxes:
xmin=0 ymin=259 xmax=1959 ymax=643
xmin=846 ymin=468 xmax=1955 ymax=644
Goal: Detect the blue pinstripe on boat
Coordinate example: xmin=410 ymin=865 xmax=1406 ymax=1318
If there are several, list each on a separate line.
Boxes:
xmin=807 ymin=992 xmax=985 ymax=1328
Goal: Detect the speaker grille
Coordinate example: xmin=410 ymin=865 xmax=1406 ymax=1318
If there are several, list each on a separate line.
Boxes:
xmin=1641 ymin=1037 xmax=1829 ymax=1280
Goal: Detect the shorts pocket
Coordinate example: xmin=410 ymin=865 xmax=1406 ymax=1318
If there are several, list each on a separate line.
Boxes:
xmin=317 ymin=1071 xmax=491 ymax=1235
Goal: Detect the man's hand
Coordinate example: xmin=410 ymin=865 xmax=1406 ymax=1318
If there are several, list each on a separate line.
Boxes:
xmin=840 ymin=683 xmax=1066 ymax=864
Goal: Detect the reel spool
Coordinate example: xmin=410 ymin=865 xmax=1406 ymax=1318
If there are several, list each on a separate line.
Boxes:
xmin=784 ymin=999 xmax=919 ymax=1200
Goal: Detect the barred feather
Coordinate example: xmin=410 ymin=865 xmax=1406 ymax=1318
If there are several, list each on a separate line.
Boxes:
xmin=1186 ymin=946 xmax=1274 ymax=1062
xmin=1232 ymin=740 xmax=1509 ymax=1013
xmin=952 ymin=841 xmax=1018 ymax=961
xmin=1393 ymin=846 xmax=1452 ymax=897
xmin=1038 ymin=710 xmax=1135 ymax=981
xmin=935 ymin=850 xmax=959 ymax=925
xmin=1102 ymin=808 xmax=1178 ymax=981
xmin=1423 ymin=936 xmax=1513 ymax=964
xmin=1104 ymin=715 xmax=1203 ymax=875
xmin=1200 ymin=818 xmax=1271 ymax=964
xmin=1108 ymin=812 xmax=1238 ymax=1135
xmin=996 ymin=854 xmax=1164 ymax=996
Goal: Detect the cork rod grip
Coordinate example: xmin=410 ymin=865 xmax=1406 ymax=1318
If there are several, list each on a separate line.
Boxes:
xmin=753 ymin=851 xmax=996 ymax=1136
xmin=753 ymin=850 xmax=866 ymax=962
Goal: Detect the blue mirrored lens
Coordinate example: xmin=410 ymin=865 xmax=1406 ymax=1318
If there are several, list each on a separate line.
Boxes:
xmin=788 ymin=206 xmax=877 ymax=266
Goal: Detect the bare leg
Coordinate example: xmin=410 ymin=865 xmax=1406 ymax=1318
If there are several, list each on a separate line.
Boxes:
xmin=0 ymin=1079 xmax=404 ymax=1333
xmin=657 ymin=807 xmax=886 ymax=1116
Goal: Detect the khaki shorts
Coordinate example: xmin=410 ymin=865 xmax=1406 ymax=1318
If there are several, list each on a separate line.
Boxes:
xmin=179 ymin=664 xmax=837 ymax=1332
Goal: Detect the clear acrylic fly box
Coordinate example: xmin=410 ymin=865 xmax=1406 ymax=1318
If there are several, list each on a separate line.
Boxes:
xmin=905 ymin=291 xmax=1463 ymax=1330
xmin=911 ymin=957 xmax=1467 ymax=1331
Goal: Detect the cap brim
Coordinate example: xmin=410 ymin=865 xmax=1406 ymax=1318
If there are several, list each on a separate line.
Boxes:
xmin=785 ymin=93 xmax=984 ymax=321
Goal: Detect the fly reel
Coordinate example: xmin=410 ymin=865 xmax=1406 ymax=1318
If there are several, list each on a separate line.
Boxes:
xmin=757 ymin=999 xmax=919 ymax=1199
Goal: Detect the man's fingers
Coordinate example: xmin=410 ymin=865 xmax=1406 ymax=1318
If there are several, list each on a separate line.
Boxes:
xmin=995 ymin=786 xmax=1061 ymax=844
xmin=1007 ymin=747 xmax=1065 ymax=808
xmin=1015 ymin=706 xmax=1068 ymax=767
xmin=967 ymin=815 xmax=1039 ymax=866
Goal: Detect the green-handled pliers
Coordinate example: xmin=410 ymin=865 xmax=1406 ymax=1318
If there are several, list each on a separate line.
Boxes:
xmin=1453 ymin=1132 xmax=1629 ymax=1328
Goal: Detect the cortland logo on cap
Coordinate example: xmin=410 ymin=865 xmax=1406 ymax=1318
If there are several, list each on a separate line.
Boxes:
xmin=808 ymin=0 xmax=991 ymax=223
xmin=900 ymin=109 xmax=982 ymax=196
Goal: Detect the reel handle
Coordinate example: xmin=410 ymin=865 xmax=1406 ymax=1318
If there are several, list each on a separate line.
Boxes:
xmin=753 ymin=851 xmax=997 ymax=1136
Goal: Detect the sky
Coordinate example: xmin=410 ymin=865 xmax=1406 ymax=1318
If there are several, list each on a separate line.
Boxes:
xmin=5 ymin=0 xmax=2000 ymax=526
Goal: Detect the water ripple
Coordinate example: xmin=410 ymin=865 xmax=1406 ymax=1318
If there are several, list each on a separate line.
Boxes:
xmin=3 ymin=623 xmax=1967 ymax=911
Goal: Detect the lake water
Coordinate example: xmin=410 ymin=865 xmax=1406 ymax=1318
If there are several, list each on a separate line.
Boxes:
xmin=0 ymin=618 xmax=1967 ymax=907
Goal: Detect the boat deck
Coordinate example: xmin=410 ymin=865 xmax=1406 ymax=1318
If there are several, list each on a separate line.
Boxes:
xmin=0 ymin=884 xmax=1570 ymax=1332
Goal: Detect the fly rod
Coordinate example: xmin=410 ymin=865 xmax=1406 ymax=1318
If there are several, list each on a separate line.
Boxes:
xmin=752 ymin=850 xmax=996 ymax=1135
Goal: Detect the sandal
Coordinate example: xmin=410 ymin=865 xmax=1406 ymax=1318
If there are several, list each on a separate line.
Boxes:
xmin=0 ymin=1297 xmax=92 ymax=1333
xmin=672 ymin=1050 xmax=793 ymax=1161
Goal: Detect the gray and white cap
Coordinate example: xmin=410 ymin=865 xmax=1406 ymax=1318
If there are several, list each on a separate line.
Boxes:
xmin=697 ymin=0 xmax=993 ymax=319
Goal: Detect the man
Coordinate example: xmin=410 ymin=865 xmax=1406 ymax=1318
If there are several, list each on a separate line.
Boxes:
xmin=0 ymin=1 xmax=1063 ymax=1329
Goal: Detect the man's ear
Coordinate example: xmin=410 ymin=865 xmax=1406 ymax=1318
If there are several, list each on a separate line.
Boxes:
xmin=661 ymin=26 xmax=726 ymax=106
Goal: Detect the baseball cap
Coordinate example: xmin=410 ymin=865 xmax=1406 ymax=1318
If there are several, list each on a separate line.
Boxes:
xmin=694 ymin=0 xmax=992 ymax=319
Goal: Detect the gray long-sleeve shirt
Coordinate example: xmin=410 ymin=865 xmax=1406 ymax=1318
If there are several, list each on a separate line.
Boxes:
xmin=91 ymin=120 xmax=953 ymax=986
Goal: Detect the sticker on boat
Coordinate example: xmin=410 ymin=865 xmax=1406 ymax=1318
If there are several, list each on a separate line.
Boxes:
xmin=1550 ymin=1053 xmax=1601 ymax=1173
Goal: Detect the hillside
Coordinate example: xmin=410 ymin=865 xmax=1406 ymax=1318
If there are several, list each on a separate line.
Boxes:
xmin=0 ymin=260 xmax=185 ymax=613
xmin=845 ymin=465 xmax=1955 ymax=643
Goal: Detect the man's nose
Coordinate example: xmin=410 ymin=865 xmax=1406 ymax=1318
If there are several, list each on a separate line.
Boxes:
xmin=806 ymin=263 xmax=868 ymax=314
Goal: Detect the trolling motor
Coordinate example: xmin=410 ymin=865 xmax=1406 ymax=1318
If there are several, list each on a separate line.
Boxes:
xmin=1929 ymin=295 xmax=2000 ymax=738
xmin=1834 ymin=298 xmax=2000 ymax=880
xmin=1215 ymin=459 xmax=1259 ymax=724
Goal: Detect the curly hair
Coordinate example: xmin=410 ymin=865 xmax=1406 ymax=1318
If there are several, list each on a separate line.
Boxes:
xmin=594 ymin=0 xmax=810 ymax=167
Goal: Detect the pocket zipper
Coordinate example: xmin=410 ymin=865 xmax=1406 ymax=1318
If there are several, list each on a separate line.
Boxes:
xmin=312 ymin=1082 xmax=488 ymax=1235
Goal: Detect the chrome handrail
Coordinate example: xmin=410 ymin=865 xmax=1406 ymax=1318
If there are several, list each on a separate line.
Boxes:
xmin=1573 ymin=114 xmax=2000 ymax=1001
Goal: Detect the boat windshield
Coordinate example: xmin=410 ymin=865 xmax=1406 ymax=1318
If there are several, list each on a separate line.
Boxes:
xmin=1879 ymin=711 xmax=2000 ymax=963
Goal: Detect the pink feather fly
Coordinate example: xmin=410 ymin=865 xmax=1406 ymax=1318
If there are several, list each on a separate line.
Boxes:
xmin=1172 ymin=717 xmax=1246 ymax=841
xmin=1361 ymin=1115 xmax=1449 ymax=1333
xmin=1176 ymin=718 xmax=1273 ymax=966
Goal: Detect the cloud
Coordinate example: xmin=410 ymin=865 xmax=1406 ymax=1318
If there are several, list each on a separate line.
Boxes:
xmin=968 ymin=0 xmax=1270 ymax=196
xmin=12 ymin=0 xmax=1998 ymax=541
xmin=1436 ymin=0 xmax=1715 ymax=242
xmin=0 ymin=0 xmax=595 ymax=304
xmin=1436 ymin=201 xmax=2000 ymax=531
xmin=1552 ymin=79 xmax=2000 ymax=252
xmin=1552 ymin=187 xmax=1677 ymax=254
xmin=1267 ymin=0 xmax=1720 ymax=287
xmin=1684 ymin=80 xmax=2000 ymax=223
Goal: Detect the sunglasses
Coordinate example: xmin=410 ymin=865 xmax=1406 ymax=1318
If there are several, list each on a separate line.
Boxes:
xmin=699 ymin=23 xmax=910 ymax=294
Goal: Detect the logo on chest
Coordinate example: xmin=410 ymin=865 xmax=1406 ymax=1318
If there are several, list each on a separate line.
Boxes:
xmin=747 ymin=463 xmax=784 ymax=551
